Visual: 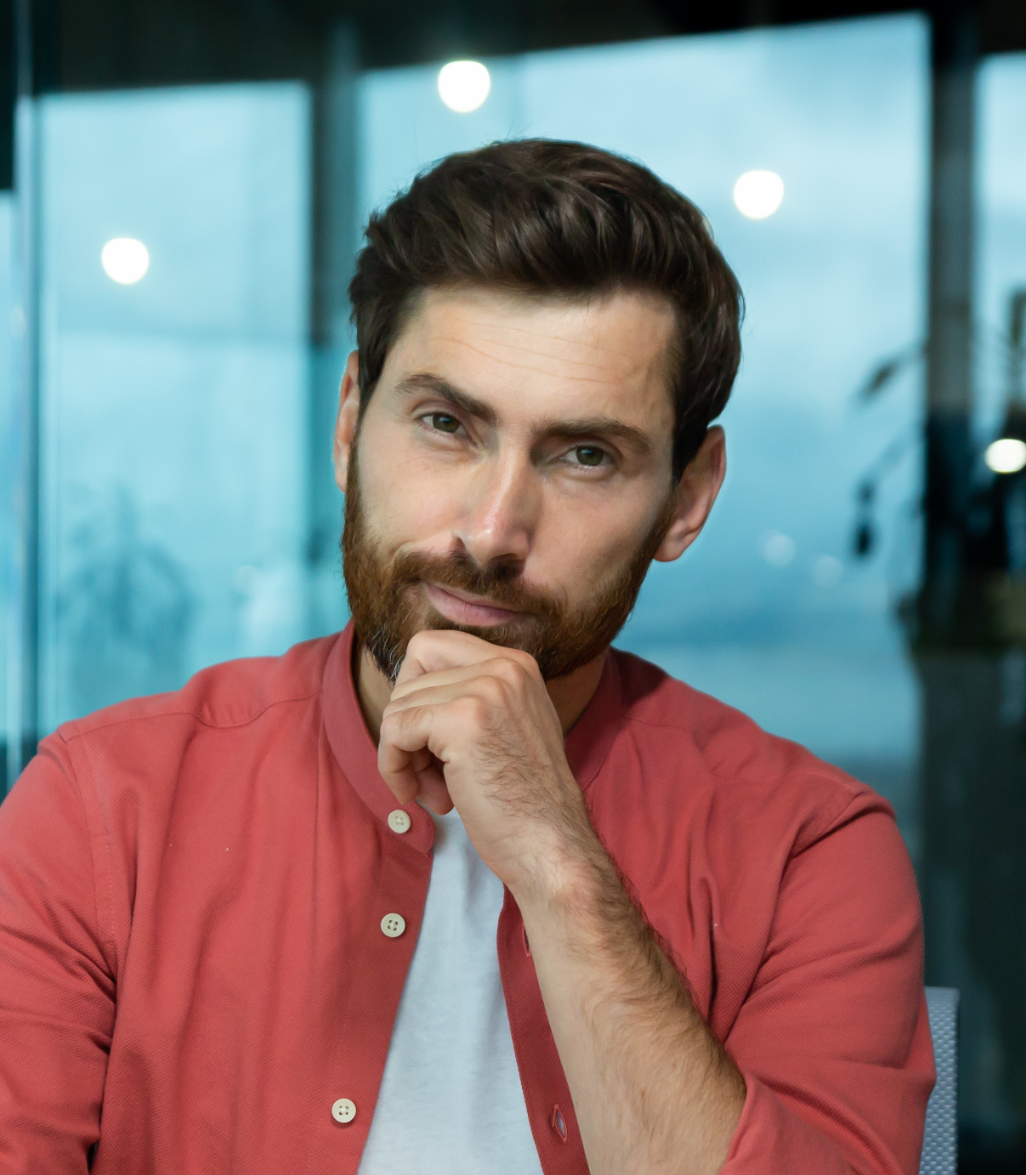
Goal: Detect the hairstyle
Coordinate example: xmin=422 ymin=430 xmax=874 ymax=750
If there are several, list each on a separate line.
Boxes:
xmin=348 ymin=138 xmax=743 ymax=480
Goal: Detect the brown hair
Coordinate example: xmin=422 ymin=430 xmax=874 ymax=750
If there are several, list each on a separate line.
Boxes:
xmin=348 ymin=138 xmax=743 ymax=479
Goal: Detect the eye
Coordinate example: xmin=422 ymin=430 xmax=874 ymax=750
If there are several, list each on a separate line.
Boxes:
xmin=426 ymin=412 xmax=461 ymax=434
xmin=567 ymin=445 xmax=608 ymax=468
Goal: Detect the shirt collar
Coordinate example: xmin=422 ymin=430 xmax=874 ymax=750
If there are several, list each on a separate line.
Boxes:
xmin=321 ymin=622 xmax=625 ymax=854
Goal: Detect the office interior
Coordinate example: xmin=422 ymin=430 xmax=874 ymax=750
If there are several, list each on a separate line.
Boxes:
xmin=1 ymin=0 xmax=1025 ymax=1170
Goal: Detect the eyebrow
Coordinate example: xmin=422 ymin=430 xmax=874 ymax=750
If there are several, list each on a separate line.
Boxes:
xmin=393 ymin=371 xmax=654 ymax=454
xmin=394 ymin=372 xmax=499 ymax=428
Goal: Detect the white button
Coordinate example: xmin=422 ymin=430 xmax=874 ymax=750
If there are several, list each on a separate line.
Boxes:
xmin=380 ymin=913 xmax=406 ymax=938
xmin=387 ymin=809 xmax=412 ymax=834
xmin=331 ymin=1098 xmax=356 ymax=1124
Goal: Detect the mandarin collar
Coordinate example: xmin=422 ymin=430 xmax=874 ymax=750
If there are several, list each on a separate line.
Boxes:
xmin=321 ymin=622 xmax=625 ymax=855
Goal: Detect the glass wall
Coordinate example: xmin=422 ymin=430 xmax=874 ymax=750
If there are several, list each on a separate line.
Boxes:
xmin=360 ymin=14 xmax=929 ymax=852
xmin=34 ymin=84 xmax=313 ymax=727
xmin=4 ymin=12 xmax=1026 ymax=1169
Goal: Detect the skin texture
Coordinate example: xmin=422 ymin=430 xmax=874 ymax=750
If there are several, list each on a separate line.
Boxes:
xmin=333 ymin=286 xmax=744 ymax=1175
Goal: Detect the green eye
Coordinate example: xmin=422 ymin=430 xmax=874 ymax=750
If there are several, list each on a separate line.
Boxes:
xmin=573 ymin=446 xmax=605 ymax=467
xmin=430 ymin=413 xmax=460 ymax=433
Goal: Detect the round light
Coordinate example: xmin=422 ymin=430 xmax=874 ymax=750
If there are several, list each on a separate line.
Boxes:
xmin=733 ymin=171 xmax=784 ymax=220
xmin=437 ymin=61 xmax=491 ymax=113
xmin=102 ymin=237 xmax=150 ymax=284
xmin=985 ymin=437 xmax=1026 ymax=474
xmin=812 ymin=555 xmax=844 ymax=588
xmin=761 ymin=530 xmax=795 ymax=567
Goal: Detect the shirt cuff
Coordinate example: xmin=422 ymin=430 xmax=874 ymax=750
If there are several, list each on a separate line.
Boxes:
xmin=722 ymin=1072 xmax=856 ymax=1174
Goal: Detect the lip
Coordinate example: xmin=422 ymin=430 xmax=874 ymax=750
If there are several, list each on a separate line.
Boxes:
xmin=424 ymin=582 xmax=527 ymax=628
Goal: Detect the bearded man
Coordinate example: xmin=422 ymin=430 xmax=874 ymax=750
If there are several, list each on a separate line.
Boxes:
xmin=0 ymin=140 xmax=932 ymax=1175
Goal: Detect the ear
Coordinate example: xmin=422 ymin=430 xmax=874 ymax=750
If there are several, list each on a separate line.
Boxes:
xmin=653 ymin=426 xmax=727 ymax=563
xmin=333 ymin=350 xmax=361 ymax=493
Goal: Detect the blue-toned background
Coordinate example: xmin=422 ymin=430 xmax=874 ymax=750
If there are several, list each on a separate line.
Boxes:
xmin=3 ymin=12 xmax=1026 ymax=1156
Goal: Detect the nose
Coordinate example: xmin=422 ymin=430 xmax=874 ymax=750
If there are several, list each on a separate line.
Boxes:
xmin=452 ymin=450 xmax=539 ymax=571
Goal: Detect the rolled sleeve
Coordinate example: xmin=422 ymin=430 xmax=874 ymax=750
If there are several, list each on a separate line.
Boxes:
xmin=722 ymin=804 xmax=935 ymax=1175
xmin=724 ymin=1072 xmax=858 ymax=1173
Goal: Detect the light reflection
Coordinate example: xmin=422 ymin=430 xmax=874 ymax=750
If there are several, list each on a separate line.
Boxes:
xmin=437 ymin=61 xmax=491 ymax=113
xmin=733 ymin=170 xmax=784 ymax=219
xmin=101 ymin=237 xmax=150 ymax=284
xmin=985 ymin=437 xmax=1026 ymax=474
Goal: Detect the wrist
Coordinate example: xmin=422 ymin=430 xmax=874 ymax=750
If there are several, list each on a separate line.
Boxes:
xmin=511 ymin=819 xmax=620 ymax=927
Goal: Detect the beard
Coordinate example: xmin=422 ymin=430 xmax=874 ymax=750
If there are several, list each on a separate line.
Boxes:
xmin=342 ymin=447 xmax=675 ymax=683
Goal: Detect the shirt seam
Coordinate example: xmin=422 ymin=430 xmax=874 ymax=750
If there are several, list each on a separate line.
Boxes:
xmin=619 ymin=714 xmax=869 ymax=848
xmin=621 ymin=713 xmax=863 ymax=792
xmin=53 ymin=730 xmax=121 ymax=977
xmin=58 ymin=686 xmax=324 ymax=743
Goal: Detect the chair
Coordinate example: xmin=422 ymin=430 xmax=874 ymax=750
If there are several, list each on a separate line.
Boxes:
xmin=920 ymin=987 xmax=959 ymax=1175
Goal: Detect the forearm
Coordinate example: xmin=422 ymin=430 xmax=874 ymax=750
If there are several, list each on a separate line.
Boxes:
xmin=514 ymin=837 xmax=746 ymax=1175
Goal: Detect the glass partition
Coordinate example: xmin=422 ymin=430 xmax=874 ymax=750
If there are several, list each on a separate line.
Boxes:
xmin=34 ymin=83 xmax=313 ymax=727
xmin=7 ymin=12 xmax=1026 ymax=1167
xmin=360 ymin=14 xmax=929 ymax=851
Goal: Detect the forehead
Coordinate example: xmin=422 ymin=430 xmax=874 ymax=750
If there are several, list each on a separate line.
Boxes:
xmin=379 ymin=286 xmax=678 ymax=429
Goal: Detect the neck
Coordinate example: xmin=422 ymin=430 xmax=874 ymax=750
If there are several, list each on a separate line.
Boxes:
xmin=354 ymin=636 xmax=607 ymax=745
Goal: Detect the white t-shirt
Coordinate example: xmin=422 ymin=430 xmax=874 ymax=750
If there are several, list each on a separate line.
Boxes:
xmin=357 ymin=807 xmax=545 ymax=1175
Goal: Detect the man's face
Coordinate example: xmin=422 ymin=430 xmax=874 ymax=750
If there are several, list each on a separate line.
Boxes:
xmin=339 ymin=286 xmax=706 ymax=681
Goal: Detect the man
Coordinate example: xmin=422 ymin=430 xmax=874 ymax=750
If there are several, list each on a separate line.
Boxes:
xmin=0 ymin=140 xmax=933 ymax=1174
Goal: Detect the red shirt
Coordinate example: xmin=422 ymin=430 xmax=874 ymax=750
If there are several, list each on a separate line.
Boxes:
xmin=0 ymin=624 xmax=934 ymax=1174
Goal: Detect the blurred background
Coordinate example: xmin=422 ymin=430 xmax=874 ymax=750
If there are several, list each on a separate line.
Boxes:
xmin=0 ymin=0 xmax=1024 ymax=1169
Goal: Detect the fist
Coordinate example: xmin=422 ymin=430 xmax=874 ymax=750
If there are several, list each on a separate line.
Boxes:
xmin=378 ymin=630 xmax=596 ymax=894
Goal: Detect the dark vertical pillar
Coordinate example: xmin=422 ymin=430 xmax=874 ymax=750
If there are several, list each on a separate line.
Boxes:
xmin=306 ymin=22 xmax=359 ymax=637
xmin=0 ymin=1 xmax=14 ymax=191
xmin=921 ymin=3 xmax=976 ymax=639
xmin=917 ymin=7 xmax=1026 ymax=1159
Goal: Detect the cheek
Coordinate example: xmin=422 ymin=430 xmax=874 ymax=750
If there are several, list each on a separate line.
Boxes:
xmin=356 ymin=425 xmax=465 ymax=543
xmin=533 ymin=505 xmax=647 ymax=597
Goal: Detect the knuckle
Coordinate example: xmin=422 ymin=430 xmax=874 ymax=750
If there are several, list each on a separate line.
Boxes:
xmin=381 ymin=705 xmax=412 ymax=733
xmin=490 ymin=657 xmax=522 ymax=684
xmin=478 ymin=673 xmax=509 ymax=703
xmin=507 ymin=648 xmax=540 ymax=676
xmin=458 ymin=695 xmax=490 ymax=726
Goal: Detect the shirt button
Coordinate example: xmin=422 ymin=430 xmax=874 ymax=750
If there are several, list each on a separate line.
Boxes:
xmin=387 ymin=809 xmax=412 ymax=834
xmin=380 ymin=913 xmax=406 ymax=938
xmin=331 ymin=1098 xmax=356 ymax=1124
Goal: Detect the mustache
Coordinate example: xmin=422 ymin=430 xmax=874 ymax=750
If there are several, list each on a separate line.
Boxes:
xmin=391 ymin=549 xmax=564 ymax=623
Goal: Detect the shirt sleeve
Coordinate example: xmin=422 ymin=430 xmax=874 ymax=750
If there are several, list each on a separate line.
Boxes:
xmin=721 ymin=803 xmax=935 ymax=1175
xmin=0 ymin=737 xmax=116 ymax=1174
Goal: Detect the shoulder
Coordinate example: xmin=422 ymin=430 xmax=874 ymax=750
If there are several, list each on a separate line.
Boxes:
xmin=56 ymin=634 xmax=339 ymax=744
xmin=608 ymin=647 xmax=885 ymax=851
xmin=37 ymin=634 xmax=341 ymax=821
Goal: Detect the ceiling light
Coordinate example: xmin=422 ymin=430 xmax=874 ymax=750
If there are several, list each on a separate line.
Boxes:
xmin=985 ymin=437 xmax=1026 ymax=474
xmin=733 ymin=171 xmax=784 ymax=220
xmin=102 ymin=238 xmax=150 ymax=284
xmin=438 ymin=61 xmax=491 ymax=113
xmin=760 ymin=530 xmax=795 ymax=567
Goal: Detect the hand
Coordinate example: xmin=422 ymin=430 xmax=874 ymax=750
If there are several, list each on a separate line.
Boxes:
xmin=378 ymin=630 xmax=599 ymax=895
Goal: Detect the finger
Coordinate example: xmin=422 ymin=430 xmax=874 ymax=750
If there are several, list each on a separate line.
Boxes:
xmin=416 ymin=765 xmax=453 ymax=816
xmin=377 ymin=747 xmax=421 ymax=807
xmin=396 ymin=629 xmax=538 ymax=688
xmin=401 ymin=746 xmax=452 ymax=815
xmin=378 ymin=704 xmax=444 ymax=802
xmin=389 ymin=660 xmax=518 ymax=706
xmin=379 ymin=707 xmax=456 ymax=814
